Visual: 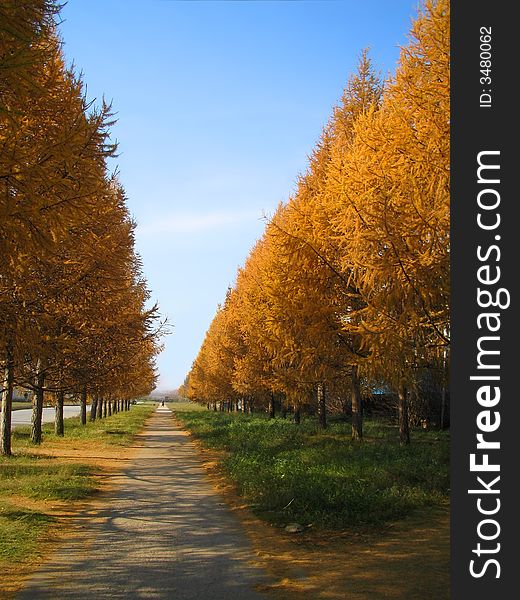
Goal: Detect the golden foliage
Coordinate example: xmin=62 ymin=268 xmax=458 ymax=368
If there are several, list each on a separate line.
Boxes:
xmin=185 ymin=1 xmax=450 ymax=433
xmin=1 ymin=1 xmax=162 ymax=453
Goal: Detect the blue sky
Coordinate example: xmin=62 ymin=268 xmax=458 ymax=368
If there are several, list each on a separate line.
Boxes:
xmin=59 ymin=0 xmax=419 ymax=391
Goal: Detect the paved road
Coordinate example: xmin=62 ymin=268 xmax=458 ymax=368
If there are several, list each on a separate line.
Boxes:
xmin=11 ymin=406 xmax=82 ymax=428
xmin=18 ymin=407 xmax=271 ymax=599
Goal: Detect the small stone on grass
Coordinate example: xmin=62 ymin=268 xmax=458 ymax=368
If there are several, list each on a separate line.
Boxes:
xmin=285 ymin=523 xmax=305 ymax=533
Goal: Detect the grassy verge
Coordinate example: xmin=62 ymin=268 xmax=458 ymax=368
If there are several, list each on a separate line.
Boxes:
xmin=174 ymin=404 xmax=449 ymax=530
xmin=12 ymin=403 xmax=155 ymax=449
xmin=3 ymin=402 xmax=33 ymax=412
xmin=0 ymin=403 xmax=154 ymax=589
xmin=0 ymin=503 xmax=54 ymax=564
xmin=2 ymin=401 xmax=61 ymax=411
xmin=0 ymin=458 xmax=94 ymax=564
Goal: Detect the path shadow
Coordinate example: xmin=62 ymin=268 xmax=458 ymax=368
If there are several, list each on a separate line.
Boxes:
xmin=17 ymin=412 xmax=271 ymax=600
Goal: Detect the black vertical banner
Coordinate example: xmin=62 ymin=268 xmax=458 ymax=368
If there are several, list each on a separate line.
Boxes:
xmin=451 ymin=1 xmax=518 ymax=598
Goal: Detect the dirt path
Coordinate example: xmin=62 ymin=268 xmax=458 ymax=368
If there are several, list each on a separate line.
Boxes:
xmin=17 ymin=407 xmax=271 ymax=599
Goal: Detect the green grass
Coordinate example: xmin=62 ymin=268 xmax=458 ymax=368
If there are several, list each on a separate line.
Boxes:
xmin=174 ymin=406 xmax=450 ymax=529
xmin=0 ymin=455 xmax=97 ymax=568
xmin=3 ymin=402 xmax=33 ymax=412
xmin=0 ymin=456 xmax=96 ymax=501
xmin=0 ymin=502 xmax=54 ymax=562
xmin=0 ymin=403 xmax=154 ymax=572
xmin=11 ymin=403 xmax=155 ymax=448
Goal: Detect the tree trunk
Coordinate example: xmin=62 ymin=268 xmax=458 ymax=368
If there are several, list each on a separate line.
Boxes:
xmin=268 ymin=393 xmax=275 ymax=418
xmin=55 ymin=390 xmax=64 ymax=436
xmin=440 ymin=348 xmax=448 ymax=429
xmin=398 ymin=382 xmax=410 ymax=445
xmin=351 ymin=365 xmax=363 ymax=440
xmin=317 ymin=383 xmax=327 ymax=428
xmin=212 ymin=401 xmax=217 ymax=411
xmin=31 ymin=369 xmax=45 ymax=444
xmin=102 ymin=399 xmax=107 ymax=418
xmin=440 ymin=384 xmax=446 ymax=430
xmin=294 ymin=405 xmax=301 ymax=425
xmin=96 ymin=396 xmax=103 ymax=419
xmin=0 ymin=341 xmax=15 ymax=456
xmin=108 ymin=398 xmax=112 ymax=416
xmin=80 ymin=385 xmax=87 ymax=425
xmin=90 ymin=396 xmax=98 ymax=421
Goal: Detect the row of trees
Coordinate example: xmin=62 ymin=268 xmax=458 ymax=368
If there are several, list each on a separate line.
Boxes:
xmin=0 ymin=0 xmax=163 ymax=454
xmin=181 ymin=0 xmax=450 ymax=444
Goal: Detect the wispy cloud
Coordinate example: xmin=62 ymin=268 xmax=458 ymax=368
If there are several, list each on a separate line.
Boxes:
xmin=136 ymin=209 xmax=262 ymax=236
